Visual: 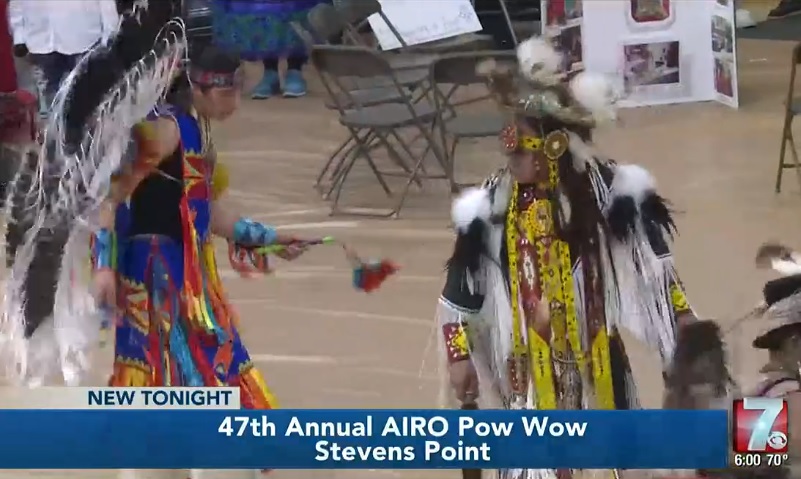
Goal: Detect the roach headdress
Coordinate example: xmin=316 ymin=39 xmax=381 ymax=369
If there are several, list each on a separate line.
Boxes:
xmin=754 ymin=242 xmax=801 ymax=349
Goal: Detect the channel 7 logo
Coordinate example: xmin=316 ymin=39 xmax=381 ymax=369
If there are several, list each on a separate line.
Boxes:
xmin=733 ymin=398 xmax=789 ymax=453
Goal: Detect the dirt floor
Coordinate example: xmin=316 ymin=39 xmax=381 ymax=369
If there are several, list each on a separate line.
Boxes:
xmin=2 ymin=36 xmax=801 ymax=477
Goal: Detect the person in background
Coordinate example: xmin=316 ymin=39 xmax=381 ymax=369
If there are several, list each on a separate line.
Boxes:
xmin=212 ymin=0 xmax=327 ymax=99
xmin=7 ymin=0 xmax=119 ymax=117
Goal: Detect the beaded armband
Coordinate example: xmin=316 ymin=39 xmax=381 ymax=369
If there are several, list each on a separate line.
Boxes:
xmin=669 ymin=282 xmax=691 ymax=315
xmin=91 ymin=228 xmax=116 ymax=271
xmin=233 ymin=218 xmax=277 ymax=246
xmin=442 ymin=322 xmax=470 ymax=363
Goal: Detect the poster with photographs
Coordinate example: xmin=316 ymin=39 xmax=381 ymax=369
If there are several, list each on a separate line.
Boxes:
xmin=578 ymin=0 xmax=738 ymax=109
xmin=541 ymin=0 xmax=584 ymax=75
xmin=622 ymin=40 xmax=684 ymax=103
xmin=711 ymin=1 xmax=739 ymax=107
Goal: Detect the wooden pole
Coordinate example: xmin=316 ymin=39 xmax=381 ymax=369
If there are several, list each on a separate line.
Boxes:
xmin=461 ymin=401 xmax=482 ymax=479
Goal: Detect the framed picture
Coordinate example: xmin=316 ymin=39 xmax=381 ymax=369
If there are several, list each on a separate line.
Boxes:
xmin=626 ymin=0 xmax=675 ymax=31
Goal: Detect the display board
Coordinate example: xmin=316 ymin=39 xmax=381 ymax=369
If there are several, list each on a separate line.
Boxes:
xmin=542 ymin=0 xmax=739 ymax=109
xmin=368 ymin=0 xmax=483 ymax=51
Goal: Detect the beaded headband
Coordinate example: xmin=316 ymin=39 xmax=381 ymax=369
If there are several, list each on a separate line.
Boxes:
xmin=189 ymin=67 xmax=244 ymax=89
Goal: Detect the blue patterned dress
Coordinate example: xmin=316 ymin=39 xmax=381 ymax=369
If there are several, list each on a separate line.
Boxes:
xmin=212 ymin=0 xmax=327 ymax=60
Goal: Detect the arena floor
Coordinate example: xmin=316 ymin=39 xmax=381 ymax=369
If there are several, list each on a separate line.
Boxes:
xmin=2 ymin=37 xmax=800 ymax=477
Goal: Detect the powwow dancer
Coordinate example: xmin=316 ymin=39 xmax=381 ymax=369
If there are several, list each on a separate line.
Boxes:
xmin=436 ymin=37 xmax=697 ymax=479
xmin=666 ymin=243 xmax=801 ymax=479
xmin=0 ymin=0 xmax=397 ymax=396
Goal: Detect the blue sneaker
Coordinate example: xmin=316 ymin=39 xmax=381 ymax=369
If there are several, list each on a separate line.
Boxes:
xmin=251 ymin=70 xmax=280 ymax=100
xmin=282 ymin=69 xmax=307 ymax=98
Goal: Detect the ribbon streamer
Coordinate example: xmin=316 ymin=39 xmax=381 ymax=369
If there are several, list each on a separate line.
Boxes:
xmin=253 ymin=236 xmax=400 ymax=293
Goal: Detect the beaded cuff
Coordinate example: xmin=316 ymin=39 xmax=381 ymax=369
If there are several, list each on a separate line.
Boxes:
xmin=233 ymin=218 xmax=277 ymax=246
xmin=670 ymin=282 xmax=691 ymax=315
xmin=91 ymin=228 xmax=116 ymax=271
xmin=442 ymin=323 xmax=470 ymax=363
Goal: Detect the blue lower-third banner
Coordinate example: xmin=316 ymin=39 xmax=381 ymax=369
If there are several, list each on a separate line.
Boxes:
xmin=0 ymin=409 xmax=727 ymax=469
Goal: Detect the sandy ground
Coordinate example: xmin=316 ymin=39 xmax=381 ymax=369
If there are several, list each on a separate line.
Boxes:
xmin=0 ymin=36 xmax=799 ymax=477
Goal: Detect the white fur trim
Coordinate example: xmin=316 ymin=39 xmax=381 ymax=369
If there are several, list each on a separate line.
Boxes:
xmin=772 ymin=257 xmax=801 ymax=276
xmin=451 ymin=187 xmax=491 ymax=232
xmin=609 ymin=164 xmax=656 ymax=203
xmin=569 ymin=72 xmax=619 ymax=124
xmin=516 ymin=36 xmax=562 ymax=84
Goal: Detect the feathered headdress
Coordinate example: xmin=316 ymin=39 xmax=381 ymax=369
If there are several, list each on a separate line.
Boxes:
xmin=753 ymin=242 xmax=801 ymax=349
xmin=478 ymin=36 xmax=621 ymax=128
xmin=0 ymin=0 xmax=188 ymax=385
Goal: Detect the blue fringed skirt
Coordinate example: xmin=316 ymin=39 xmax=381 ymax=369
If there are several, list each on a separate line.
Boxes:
xmin=212 ymin=0 xmax=328 ymax=60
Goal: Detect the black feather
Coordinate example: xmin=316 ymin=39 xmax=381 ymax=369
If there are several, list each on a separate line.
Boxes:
xmin=641 ymin=192 xmax=677 ymax=238
xmin=671 ymin=320 xmax=725 ymax=370
xmin=445 ymin=219 xmax=487 ymax=276
xmin=605 ymin=195 xmax=637 ymax=241
xmin=763 ymin=274 xmax=801 ymax=306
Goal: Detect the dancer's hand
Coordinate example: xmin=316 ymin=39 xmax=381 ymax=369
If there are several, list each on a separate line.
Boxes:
xmin=275 ymin=243 xmax=307 ymax=261
xmin=448 ymin=359 xmax=479 ymax=403
xmin=274 ymin=233 xmax=301 ymax=245
xmin=92 ymin=269 xmax=117 ymax=309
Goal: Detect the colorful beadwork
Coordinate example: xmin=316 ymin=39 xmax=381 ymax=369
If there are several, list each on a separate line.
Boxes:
xmin=543 ymin=130 xmax=569 ymax=159
xmin=91 ymin=228 xmax=116 ymax=271
xmin=670 ymin=282 xmax=690 ymax=315
xmin=500 ymin=124 xmax=519 ymax=153
xmin=443 ymin=323 xmax=470 ymax=363
xmin=233 ymin=218 xmax=277 ymax=246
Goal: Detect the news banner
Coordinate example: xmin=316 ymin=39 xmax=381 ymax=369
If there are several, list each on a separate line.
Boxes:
xmin=0 ymin=387 xmax=790 ymax=470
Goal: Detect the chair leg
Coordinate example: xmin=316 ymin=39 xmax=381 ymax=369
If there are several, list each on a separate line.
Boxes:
xmin=448 ymin=136 xmax=460 ymax=193
xmin=787 ymin=132 xmax=801 ymax=194
xmin=326 ymin=128 xmax=393 ymax=202
xmin=315 ymin=136 xmax=353 ymax=191
xmin=777 ymin=116 xmax=793 ymax=193
xmin=390 ymin=124 xmax=452 ymax=218
xmin=329 ymin=137 xmax=368 ymax=214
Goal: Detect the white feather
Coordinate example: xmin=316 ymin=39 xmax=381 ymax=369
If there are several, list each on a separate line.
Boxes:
xmin=565 ymin=131 xmax=594 ymax=172
xmin=451 ymin=187 xmax=491 ymax=233
xmin=771 ymin=258 xmax=801 ymax=276
xmin=569 ymin=72 xmax=619 ymax=123
xmin=609 ymin=164 xmax=655 ymax=203
xmin=516 ymin=36 xmax=562 ymax=84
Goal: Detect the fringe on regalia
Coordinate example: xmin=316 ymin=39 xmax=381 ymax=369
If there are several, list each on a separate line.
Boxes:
xmin=0 ymin=0 xmax=188 ymax=386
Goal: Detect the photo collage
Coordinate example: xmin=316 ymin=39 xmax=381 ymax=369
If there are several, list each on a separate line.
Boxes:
xmin=543 ymin=0 xmax=738 ymax=108
xmin=541 ymin=0 xmax=584 ymax=75
xmin=711 ymin=2 xmax=736 ymax=102
xmin=619 ymin=0 xmax=686 ymax=103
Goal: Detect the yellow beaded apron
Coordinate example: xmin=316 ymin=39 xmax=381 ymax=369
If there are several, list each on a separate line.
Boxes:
xmin=504 ymin=131 xmax=615 ymax=413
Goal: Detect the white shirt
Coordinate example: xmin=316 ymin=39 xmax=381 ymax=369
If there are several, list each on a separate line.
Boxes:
xmin=7 ymin=0 xmax=119 ymax=55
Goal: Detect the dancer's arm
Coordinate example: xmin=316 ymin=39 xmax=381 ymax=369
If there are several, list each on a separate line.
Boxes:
xmin=208 ymin=155 xmax=296 ymax=247
xmin=438 ymin=262 xmax=485 ymax=364
xmin=93 ymin=117 xmax=179 ymax=271
xmin=209 ymin=195 xmax=299 ymax=246
xmin=92 ymin=117 xmax=179 ymax=306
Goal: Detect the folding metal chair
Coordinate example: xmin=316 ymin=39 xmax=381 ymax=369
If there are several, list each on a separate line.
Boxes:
xmin=307 ymin=3 xmax=431 ymax=86
xmin=776 ymin=41 xmax=801 ymax=194
xmin=292 ymin=19 xmax=409 ymax=194
xmin=429 ymin=51 xmax=516 ymax=192
xmin=311 ymin=45 xmax=448 ymax=218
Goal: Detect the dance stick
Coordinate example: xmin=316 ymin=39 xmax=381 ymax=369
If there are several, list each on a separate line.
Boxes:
xmin=461 ymin=400 xmax=482 ymax=479
xmin=250 ymin=236 xmax=399 ymax=293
